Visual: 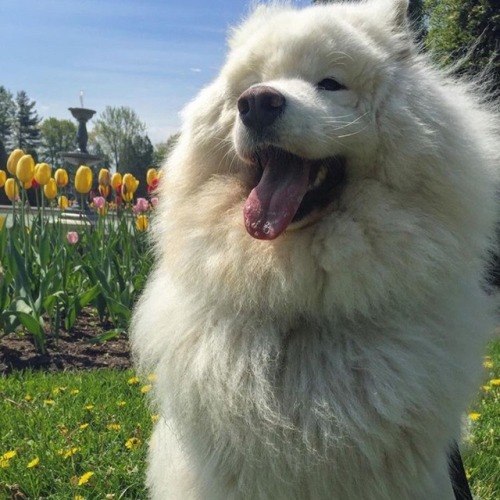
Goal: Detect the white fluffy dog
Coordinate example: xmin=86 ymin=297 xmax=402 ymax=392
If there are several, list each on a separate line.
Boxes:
xmin=131 ymin=0 xmax=499 ymax=498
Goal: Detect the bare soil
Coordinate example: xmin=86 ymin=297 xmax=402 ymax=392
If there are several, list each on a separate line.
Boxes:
xmin=0 ymin=309 xmax=131 ymax=374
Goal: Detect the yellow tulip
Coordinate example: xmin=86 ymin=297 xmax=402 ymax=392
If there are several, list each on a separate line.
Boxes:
xmin=136 ymin=215 xmax=149 ymax=232
xmin=54 ymin=168 xmax=69 ymax=188
xmin=58 ymin=195 xmax=69 ymax=209
xmin=111 ymin=172 xmax=122 ymax=190
xmin=146 ymin=168 xmax=158 ymax=187
xmin=4 ymin=178 xmax=19 ymax=201
xmin=7 ymin=149 xmax=24 ymax=176
xmin=98 ymin=185 xmax=110 ymax=198
xmin=44 ymin=178 xmax=57 ymax=200
xmin=23 ymin=180 xmax=32 ymax=189
xmin=75 ymin=165 xmax=93 ymax=194
xmin=34 ymin=163 xmax=52 ymax=185
xmin=0 ymin=171 xmax=6 ymax=188
xmin=122 ymin=173 xmax=139 ymax=194
xmin=16 ymin=154 xmax=35 ymax=184
xmin=99 ymin=168 xmax=111 ymax=186
xmin=122 ymin=191 xmax=134 ymax=203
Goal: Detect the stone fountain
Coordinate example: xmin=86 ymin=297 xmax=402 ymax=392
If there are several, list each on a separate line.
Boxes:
xmin=59 ymin=91 xmax=101 ymax=220
xmin=60 ymin=91 xmax=101 ymax=168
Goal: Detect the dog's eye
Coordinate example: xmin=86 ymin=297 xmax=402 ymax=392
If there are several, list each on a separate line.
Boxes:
xmin=316 ymin=78 xmax=346 ymax=91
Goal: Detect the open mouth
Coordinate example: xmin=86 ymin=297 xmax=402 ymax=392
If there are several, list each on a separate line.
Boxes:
xmin=243 ymin=147 xmax=346 ymax=240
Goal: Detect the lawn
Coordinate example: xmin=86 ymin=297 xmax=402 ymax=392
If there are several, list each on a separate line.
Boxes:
xmin=0 ymin=341 xmax=498 ymax=499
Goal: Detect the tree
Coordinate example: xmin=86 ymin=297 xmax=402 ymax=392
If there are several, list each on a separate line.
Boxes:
xmin=11 ymin=90 xmax=41 ymax=154
xmin=119 ymin=134 xmax=154 ymax=197
xmin=152 ymin=132 xmax=180 ymax=167
xmin=92 ymin=106 xmax=147 ymax=170
xmin=425 ymin=0 xmax=500 ymax=90
xmin=39 ymin=117 xmax=77 ymax=167
xmin=0 ymin=86 xmax=15 ymax=148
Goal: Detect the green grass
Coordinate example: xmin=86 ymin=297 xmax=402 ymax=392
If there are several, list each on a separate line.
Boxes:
xmin=0 ymin=369 xmax=154 ymax=499
xmin=464 ymin=339 xmax=500 ymax=500
xmin=0 ymin=341 xmax=498 ymax=499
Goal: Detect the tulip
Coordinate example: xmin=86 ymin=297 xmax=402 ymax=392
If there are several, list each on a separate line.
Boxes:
xmin=34 ymin=163 xmax=52 ymax=185
xmin=4 ymin=178 xmax=19 ymax=201
xmin=0 ymin=170 xmax=6 ymax=188
xmin=93 ymin=196 xmax=105 ymax=210
xmin=23 ymin=180 xmax=32 ymax=189
xmin=136 ymin=215 xmax=149 ymax=232
xmin=54 ymin=168 xmax=69 ymax=188
xmin=122 ymin=191 xmax=134 ymax=203
xmin=7 ymin=149 xmax=24 ymax=176
xmin=16 ymin=154 xmax=35 ymax=184
xmin=58 ymin=195 xmax=69 ymax=209
xmin=99 ymin=168 xmax=111 ymax=186
xmin=122 ymin=173 xmax=139 ymax=195
xmin=75 ymin=165 xmax=93 ymax=194
xmin=43 ymin=178 xmax=57 ymax=200
xmin=133 ymin=197 xmax=149 ymax=214
xmin=111 ymin=172 xmax=122 ymax=191
xmin=98 ymin=184 xmax=110 ymax=198
xmin=66 ymin=231 xmax=79 ymax=245
xmin=146 ymin=168 xmax=158 ymax=187
xmin=150 ymin=196 xmax=159 ymax=208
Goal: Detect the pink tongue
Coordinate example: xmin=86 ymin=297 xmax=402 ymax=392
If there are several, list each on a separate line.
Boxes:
xmin=244 ymin=155 xmax=310 ymax=240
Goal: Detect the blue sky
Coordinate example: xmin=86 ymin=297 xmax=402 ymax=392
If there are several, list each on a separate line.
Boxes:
xmin=0 ymin=0 xmax=309 ymax=145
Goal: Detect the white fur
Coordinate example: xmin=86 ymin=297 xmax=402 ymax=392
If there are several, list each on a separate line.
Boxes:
xmin=131 ymin=0 xmax=499 ymax=498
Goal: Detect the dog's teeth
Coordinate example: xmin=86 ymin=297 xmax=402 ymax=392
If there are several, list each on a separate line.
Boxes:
xmin=310 ymin=165 xmax=327 ymax=190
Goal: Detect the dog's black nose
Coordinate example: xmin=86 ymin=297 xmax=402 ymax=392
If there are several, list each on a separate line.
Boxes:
xmin=237 ymin=86 xmax=286 ymax=131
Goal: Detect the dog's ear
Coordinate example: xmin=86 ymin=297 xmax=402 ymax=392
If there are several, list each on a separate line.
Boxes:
xmin=380 ymin=0 xmax=410 ymax=34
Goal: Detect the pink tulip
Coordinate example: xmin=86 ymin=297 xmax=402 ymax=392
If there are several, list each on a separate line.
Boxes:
xmin=66 ymin=231 xmax=79 ymax=245
xmin=93 ymin=196 xmax=106 ymax=210
xmin=133 ymin=197 xmax=149 ymax=214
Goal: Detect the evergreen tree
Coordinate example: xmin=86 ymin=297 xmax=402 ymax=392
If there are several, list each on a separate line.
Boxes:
xmin=0 ymin=86 xmax=15 ymax=148
xmin=425 ymin=0 xmax=499 ymax=90
xmin=12 ymin=90 xmax=41 ymax=153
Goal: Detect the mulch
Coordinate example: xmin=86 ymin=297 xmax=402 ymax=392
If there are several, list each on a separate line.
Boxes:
xmin=0 ymin=309 xmax=132 ymax=375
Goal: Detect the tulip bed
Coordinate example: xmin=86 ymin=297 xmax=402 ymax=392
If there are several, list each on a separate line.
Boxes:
xmin=0 ymin=149 xmax=157 ymax=352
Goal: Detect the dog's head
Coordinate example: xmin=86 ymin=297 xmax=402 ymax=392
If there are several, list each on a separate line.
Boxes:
xmin=153 ymin=0 xmax=496 ymax=316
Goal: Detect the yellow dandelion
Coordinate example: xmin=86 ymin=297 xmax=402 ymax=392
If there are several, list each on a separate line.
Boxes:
xmin=59 ymin=425 xmax=69 ymax=435
xmin=70 ymin=389 xmax=80 ymax=395
xmin=84 ymin=405 xmax=94 ymax=411
xmin=63 ymin=447 xmax=80 ymax=459
xmin=74 ymin=496 xmax=85 ymax=500
xmin=490 ymin=378 xmax=500 ymax=386
xmin=44 ymin=399 xmax=55 ymax=405
xmin=0 ymin=459 xmax=9 ymax=468
xmin=147 ymin=373 xmax=157 ymax=382
xmin=151 ymin=414 xmax=160 ymax=424
xmin=79 ymin=423 xmax=90 ymax=430
xmin=127 ymin=376 xmax=140 ymax=385
xmin=466 ymin=471 xmax=471 ymax=480
xmin=27 ymin=457 xmax=40 ymax=468
xmin=24 ymin=394 xmax=33 ymax=402
xmin=482 ymin=384 xmax=491 ymax=391
xmin=116 ymin=401 xmax=127 ymax=407
xmin=107 ymin=423 xmax=121 ymax=431
xmin=125 ymin=437 xmax=142 ymax=449
xmin=52 ymin=386 xmax=66 ymax=395
xmin=483 ymin=360 xmax=494 ymax=369
xmin=141 ymin=384 xmax=153 ymax=394
xmin=2 ymin=450 xmax=17 ymax=460
xmin=468 ymin=412 xmax=481 ymax=421
xmin=77 ymin=471 xmax=94 ymax=486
